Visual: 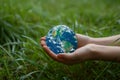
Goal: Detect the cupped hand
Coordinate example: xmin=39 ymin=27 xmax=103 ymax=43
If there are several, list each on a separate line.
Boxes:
xmin=40 ymin=34 xmax=94 ymax=64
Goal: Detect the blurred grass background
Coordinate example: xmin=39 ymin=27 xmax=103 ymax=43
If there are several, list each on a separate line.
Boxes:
xmin=0 ymin=0 xmax=120 ymax=80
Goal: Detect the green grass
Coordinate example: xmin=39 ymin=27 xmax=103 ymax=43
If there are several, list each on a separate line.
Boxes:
xmin=0 ymin=0 xmax=120 ymax=80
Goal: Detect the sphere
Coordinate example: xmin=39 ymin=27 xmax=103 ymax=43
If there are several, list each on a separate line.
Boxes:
xmin=46 ymin=25 xmax=78 ymax=54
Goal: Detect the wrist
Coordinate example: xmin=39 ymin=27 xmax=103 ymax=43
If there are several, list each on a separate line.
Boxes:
xmin=88 ymin=37 xmax=97 ymax=44
xmin=76 ymin=34 xmax=92 ymax=47
xmin=86 ymin=44 xmax=100 ymax=60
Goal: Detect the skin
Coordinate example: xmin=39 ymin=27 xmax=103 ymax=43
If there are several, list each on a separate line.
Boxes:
xmin=40 ymin=34 xmax=120 ymax=65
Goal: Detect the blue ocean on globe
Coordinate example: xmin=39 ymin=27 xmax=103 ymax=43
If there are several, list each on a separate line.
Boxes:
xmin=46 ymin=25 xmax=78 ymax=54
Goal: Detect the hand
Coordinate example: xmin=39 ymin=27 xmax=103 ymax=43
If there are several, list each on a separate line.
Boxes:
xmin=40 ymin=34 xmax=120 ymax=64
xmin=40 ymin=35 xmax=95 ymax=65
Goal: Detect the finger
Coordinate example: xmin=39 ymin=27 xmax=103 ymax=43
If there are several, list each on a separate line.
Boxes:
xmin=40 ymin=40 xmax=46 ymax=46
xmin=57 ymin=53 xmax=72 ymax=60
xmin=57 ymin=53 xmax=79 ymax=65
xmin=57 ymin=53 xmax=79 ymax=61
xmin=43 ymin=45 xmax=62 ymax=62
xmin=57 ymin=53 xmax=83 ymax=65
xmin=41 ymin=37 xmax=46 ymax=40
xmin=57 ymin=53 xmax=74 ymax=64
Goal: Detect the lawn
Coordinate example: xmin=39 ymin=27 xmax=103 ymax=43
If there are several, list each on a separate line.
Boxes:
xmin=0 ymin=0 xmax=120 ymax=80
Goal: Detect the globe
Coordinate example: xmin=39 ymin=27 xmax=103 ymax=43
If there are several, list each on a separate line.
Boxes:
xmin=46 ymin=25 xmax=78 ymax=54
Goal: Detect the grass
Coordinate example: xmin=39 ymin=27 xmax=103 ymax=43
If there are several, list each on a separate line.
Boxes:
xmin=0 ymin=0 xmax=120 ymax=80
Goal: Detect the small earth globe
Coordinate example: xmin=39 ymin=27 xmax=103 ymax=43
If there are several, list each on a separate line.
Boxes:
xmin=46 ymin=25 xmax=78 ymax=54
